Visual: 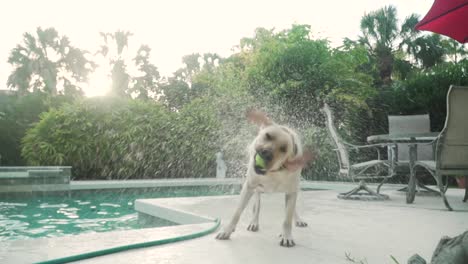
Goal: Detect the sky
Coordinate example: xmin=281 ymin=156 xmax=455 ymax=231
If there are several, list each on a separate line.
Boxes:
xmin=0 ymin=0 xmax=434 ymax=97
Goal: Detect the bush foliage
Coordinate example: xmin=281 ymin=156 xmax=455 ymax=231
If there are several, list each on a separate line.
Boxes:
xmin=22 ymin=97 xmax=220 ymax=180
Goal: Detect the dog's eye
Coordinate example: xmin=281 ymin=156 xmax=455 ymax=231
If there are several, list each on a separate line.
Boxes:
xmin=280 ymin=145 xmax=287 ymax=153
xmin=265 ymin=133 xmax=273 ymax=141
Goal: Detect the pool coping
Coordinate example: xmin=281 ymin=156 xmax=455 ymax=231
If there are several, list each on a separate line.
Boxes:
xmin=0 ymin=177 xmax=243 ymax=193
xmin=71 ymin=178 xmax=244 ymax=190
xmin=136 ymin=198 xmax=215 ymax=225
xmin=131 ymin=180 xmax=408 ymax=226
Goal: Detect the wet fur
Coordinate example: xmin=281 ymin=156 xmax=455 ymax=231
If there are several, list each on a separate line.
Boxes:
xmin=216 ymin=110 xmax=310 ymax=247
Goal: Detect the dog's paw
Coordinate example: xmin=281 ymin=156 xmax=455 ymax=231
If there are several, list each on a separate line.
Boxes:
xmin=247 ymin=223 xmax=259 ymax=232
xmin=295 ymin=220 xmax=308 ymax=227
xmin=215 ymin=231 xmax=232 ymax=240
xmin=279 ymin=235 xmax=296 ymax=247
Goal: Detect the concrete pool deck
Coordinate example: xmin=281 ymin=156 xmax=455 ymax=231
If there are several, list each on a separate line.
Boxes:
xmin=1 ymin=181 xmax=468 ymax=264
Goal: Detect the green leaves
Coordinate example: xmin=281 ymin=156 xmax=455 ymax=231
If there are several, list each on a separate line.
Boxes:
xmin=21 ymin=97 xmax=221 ymax=180
xmin=131 ymin=45 xmax=161 ymax=100
xmin=7 ymin=27 xmax=95 ymax=97
xmin=385 ymin=60 xmax=468 ymax=131
xmin=360 ymin=6 xmax=398 ymax=48
xmin=358 ymin=6 xmax=422 ymax=84
xmin=237 ymin=24 xmax=374 ymax=126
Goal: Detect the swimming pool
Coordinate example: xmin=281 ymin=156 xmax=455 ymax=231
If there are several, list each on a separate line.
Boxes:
xmin=0 ymin=185 xmax=241 ymax=241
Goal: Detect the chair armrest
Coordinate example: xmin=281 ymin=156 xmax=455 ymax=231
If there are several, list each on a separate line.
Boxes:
xmin=343 ymin=142 xmax=395 ymax=149
xmin=343 ymin=142 xmax=396 ymax=161
xmin=420 ymin=138 xmax=439 ymax=146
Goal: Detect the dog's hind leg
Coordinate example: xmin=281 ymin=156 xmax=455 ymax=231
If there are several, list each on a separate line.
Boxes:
xmin=216 ymin=182 xmax=254 ymax=240
xmin=247 ymin=191 xmax=260 ymax=232
xmin=280 ymin=192 xmax=297 ymax=247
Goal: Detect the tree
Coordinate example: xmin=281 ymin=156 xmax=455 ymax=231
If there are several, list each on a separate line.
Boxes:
xmin=173 ymin=53 xmax=201 ymax=83
xmin=161 ymin=79 xmax=191 ymax=110
xmin=7 ymin=27 xmax=95 ymax=97
xmin=130 ymin=45 xmax=161 ymax=100
xmin=97 ymin=30 xmax=133 ymax=97
xmin=411 ymin=34 xmax=446 ymax=68
xmin=441 ymin=38 xmax=468 ymax=64
xmin=0 ymin=92 xmax=46 ymax=165
xmin=161 ymin=53 xmax=221 ymax=109
xmin=358 ymin=6 xmax=425 ymax=84
xmin=400 ymin=18 xmax=446 ymax=69
xmin=238 ymin=24 xmax=375 ymax=126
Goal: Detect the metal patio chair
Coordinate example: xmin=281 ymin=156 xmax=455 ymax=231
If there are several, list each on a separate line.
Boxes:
xmin=412 ymin=85 xmax=468 ymax=211
xmin=388 ymin=114 xmax=441 ymax=194
xmin=322 ymin=103 xmax=396 ymax=200
xmin=388 ymin=114 xmax=433 ymax=163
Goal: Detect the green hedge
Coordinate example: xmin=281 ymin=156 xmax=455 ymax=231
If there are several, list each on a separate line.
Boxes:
xmin=0 ymin=92 xmax=71 ymax=165
xmin=22 ymin=97 xmax=220 ymax=180
xmin=385 ymin=60 xmax=468 ymax=132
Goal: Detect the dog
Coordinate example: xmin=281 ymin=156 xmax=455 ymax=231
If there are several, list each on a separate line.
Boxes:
xmin=216 ymin=109 xmax=313 ymax=247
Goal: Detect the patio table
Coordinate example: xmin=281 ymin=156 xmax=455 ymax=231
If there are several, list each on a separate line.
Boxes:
xmin=367 ymin=132 xmax=440 ymax=203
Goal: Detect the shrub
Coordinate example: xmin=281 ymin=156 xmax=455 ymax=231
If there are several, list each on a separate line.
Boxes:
xmin=384 ymin=60 xmax=468 ymax=131
xmin=22 ymin=97 xmax=220 ymax=180
xmin=0 ymin=91 xmax=70 ymax=165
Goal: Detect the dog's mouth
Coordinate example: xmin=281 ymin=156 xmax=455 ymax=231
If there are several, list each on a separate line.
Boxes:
xmin=254 ymin=153 xmax=267 ymax=175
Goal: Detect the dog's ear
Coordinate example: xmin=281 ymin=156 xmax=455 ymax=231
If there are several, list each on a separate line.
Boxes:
xmin=246 ymin=109 xmax=273 ymax=127
xmin=284 ymin=149 xmax=315 ymax=172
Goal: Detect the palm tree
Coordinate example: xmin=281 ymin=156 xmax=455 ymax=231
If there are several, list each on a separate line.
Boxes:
xmin=359 ymin=6 xmax=427 ymax=84
xmin=97 ymin=30 xmax=133 ymax=97
xmin=442 ymin=38 xmax=468 ymax=63
xmin=400 ymin=16 xmax=446 ymax=69
xmin=411 ymin=34 xmax=446 ymax=68
xmin=7 ymin=27 xmax=94 ymax=96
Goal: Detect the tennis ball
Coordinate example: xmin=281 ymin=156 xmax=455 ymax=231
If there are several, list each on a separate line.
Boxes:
xmin=255 ymin=154 xmax=266 ymax=169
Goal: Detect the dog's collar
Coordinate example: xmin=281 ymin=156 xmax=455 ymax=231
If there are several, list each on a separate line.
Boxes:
xmin=268 ymin=164 xmax=287 ymax=173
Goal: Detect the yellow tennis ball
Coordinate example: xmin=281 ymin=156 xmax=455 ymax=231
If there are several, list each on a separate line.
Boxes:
xmin=255 ymin=154 xmax=266 ymax=169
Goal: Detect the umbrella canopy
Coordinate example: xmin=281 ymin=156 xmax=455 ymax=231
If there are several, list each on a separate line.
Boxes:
xmin=415 ymin=0 xmax=468 ymax=43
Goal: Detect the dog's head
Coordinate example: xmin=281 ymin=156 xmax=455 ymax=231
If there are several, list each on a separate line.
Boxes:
xmin=253 ymin=124 xmax=299 ymax=174
xmin=247 ymin=109 xmax=313 ymax=175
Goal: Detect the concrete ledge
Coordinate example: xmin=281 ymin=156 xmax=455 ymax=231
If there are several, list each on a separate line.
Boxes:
xmin=136 ymin=199 xmax=214 ymax=225
xmin=0 ymin=184 xmax=70 ymax=193
xmin=70 ymin=178 xmax=243 ymax=190
xmin=0 ymin=166 xmax=71 ymax=193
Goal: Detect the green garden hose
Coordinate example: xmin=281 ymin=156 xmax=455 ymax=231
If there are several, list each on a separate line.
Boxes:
xmin=35 ymin=218 xmax=220 ymax=264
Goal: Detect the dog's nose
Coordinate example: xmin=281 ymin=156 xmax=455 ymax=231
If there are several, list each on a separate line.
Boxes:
xmin=258 ymin=149 xmax=273 ymax=162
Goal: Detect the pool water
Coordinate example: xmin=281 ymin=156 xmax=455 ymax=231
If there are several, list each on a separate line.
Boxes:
xmin=0 ymin=185 xmax=240 ymax=241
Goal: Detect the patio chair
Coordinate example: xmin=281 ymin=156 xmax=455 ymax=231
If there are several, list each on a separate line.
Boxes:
xmin=322 ymin=103 xmax=396 ymax=200
xmin=412 ymin=85 xmax=468 ymax=211
xmin=388 ymin=114 xmax=433 ymax=163
xmin=388 ymin=114 xmax=441 ymax=194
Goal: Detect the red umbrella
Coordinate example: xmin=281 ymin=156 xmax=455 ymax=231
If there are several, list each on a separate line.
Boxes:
xmin=415 ymin=0 xmax=468 ymax=43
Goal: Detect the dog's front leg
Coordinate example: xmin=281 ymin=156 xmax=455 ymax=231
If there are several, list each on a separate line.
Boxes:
xmin=216 ymin=182 xmax=254 ymax=240
xmin=247 ymin=191 xmax=260 ymax=232
xmin=294 ymin=187 xmax=307 ymax=227
xmin=280 ymin=192 xmax=297 ymax=247
xmin=294 ymin=210 xmax=308 ymax=227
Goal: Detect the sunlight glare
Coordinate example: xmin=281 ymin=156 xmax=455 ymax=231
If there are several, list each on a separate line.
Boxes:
xmin=85 ymin=68 xmax=110 ymax=97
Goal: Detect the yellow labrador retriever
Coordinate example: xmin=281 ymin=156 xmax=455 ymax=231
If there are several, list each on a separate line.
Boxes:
xmin=216 ymin=109 xmax=313 ymax=247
